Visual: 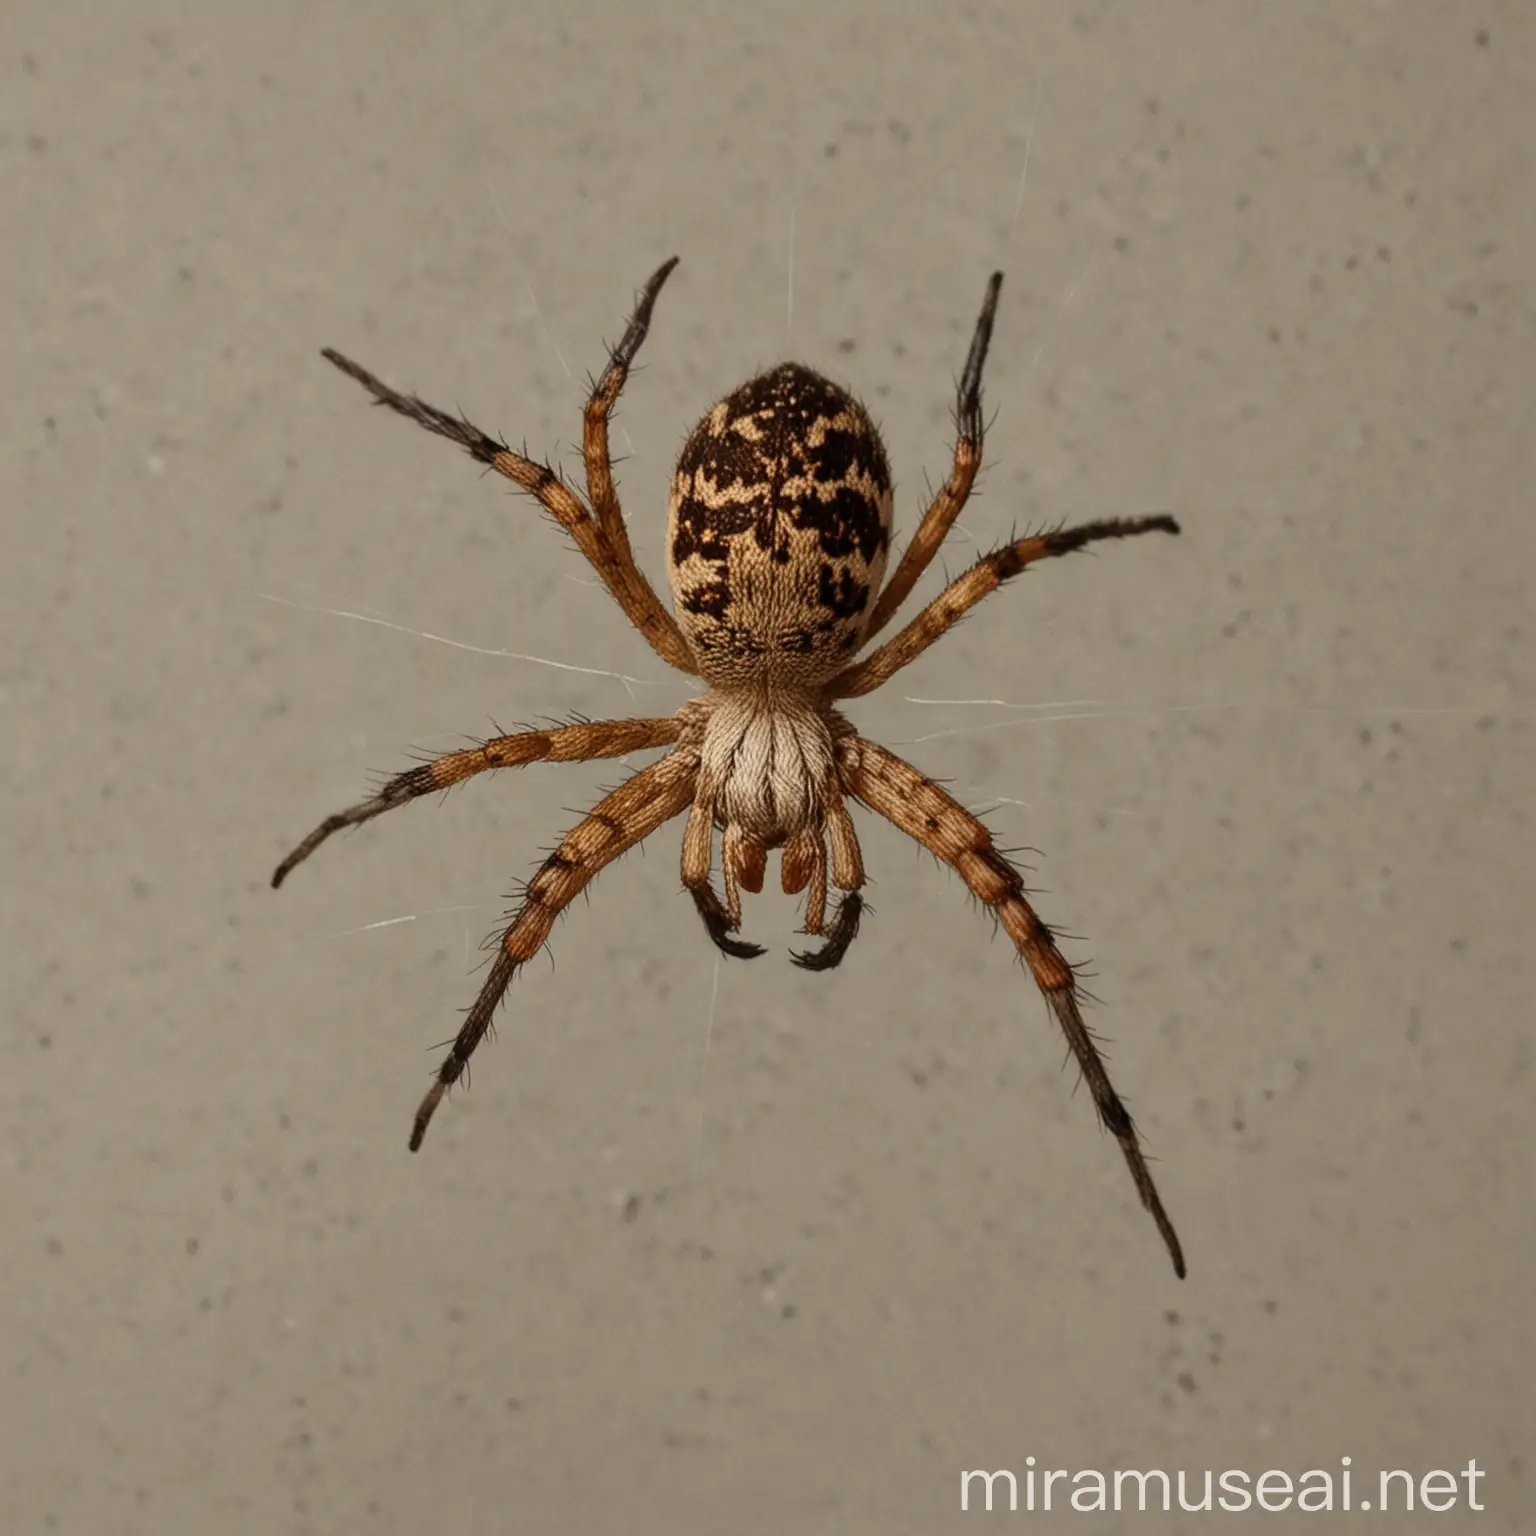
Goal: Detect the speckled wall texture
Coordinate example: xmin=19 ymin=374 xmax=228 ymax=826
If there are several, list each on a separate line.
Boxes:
xmin=3 ymin=2 xmax=1528 ymax=1532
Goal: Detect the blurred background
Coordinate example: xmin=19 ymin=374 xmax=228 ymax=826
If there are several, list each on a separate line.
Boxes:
xmin=3 ymin=2 xmax=1529 ymax=1531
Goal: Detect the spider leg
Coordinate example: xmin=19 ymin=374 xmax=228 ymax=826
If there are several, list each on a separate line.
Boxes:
xmin=584 ymin=257 xmax=679 ymax=562
xmin=688 ymin=885 xmax=768 ymax=960
xmin=270 ymin=716 xmax=681 ymax=887
xmin=782 ymin=827 xmax=828 ymax=935
xmin=789 ymin=796 xmax=867 ymax=972
xmin=319 ymin=344 xmax=697 ymax=676
xmin=863 ymin=272 xmax=1002 ymax=642
xmin=830 ymin=515 xmax=1180 ymax=700
xmin=842 ymin=735 xmax=1186 ymax=1278
xmin=680 ymin=790 xmax=766 ymax=959
xmin=410 ymin=745 xmax=698 ymax=1151
xmin=789 ymin=892 xmax=863 ymax=972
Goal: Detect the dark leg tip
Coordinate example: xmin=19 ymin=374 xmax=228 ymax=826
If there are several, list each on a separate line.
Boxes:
xmin=789 ymin=891 xmax=864 ymax=972
xmin=410 ymin=1081 xmax=446 ymax=1151
xmin=716 ymin=933 xmax=768 ymax=961
xmin=956 ymin=272 xmax=1004 ymax=443
xmin=788 ymin=947 xmax=832 ymax=972
xmin=610 ymin=258 xmax=682 ymax=371
xmin=270 ymin=841 xmax=312 ymax=888
xmin=690 ymin=887 xmax=766 ymax=959
xmin=648 ymin=254 xmax=681 ymax=289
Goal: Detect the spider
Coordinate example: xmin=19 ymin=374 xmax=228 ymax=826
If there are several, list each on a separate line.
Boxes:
xmin=272 ymin=258 xmax=1185 ymax=1276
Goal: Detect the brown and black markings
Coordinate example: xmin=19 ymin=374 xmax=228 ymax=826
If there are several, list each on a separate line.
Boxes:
xmin=667 ymin=363 xmax=893 ymax=688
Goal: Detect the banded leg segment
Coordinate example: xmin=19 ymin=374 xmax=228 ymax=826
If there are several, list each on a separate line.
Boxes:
xmin=271 ymin=716 xmax=681 ymax=887
xmin=583 ymin=257 xmax=679 ymax=562
xmin=410 ymin=746 xmax=699 ymax=1150
xmin=843 ymin=736 xmax=1185 ymax=1277
xmin=863 ymin=272 xmax=1002 ymax=642
xmin=832 ymin=516 xmax=1180 ymax=700
xmin=320 ymin=346 xmax=697 ymax=675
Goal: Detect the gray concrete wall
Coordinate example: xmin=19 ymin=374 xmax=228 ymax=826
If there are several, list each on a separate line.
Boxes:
xmin=4 ymin=2 xmax=1528 ymax=1531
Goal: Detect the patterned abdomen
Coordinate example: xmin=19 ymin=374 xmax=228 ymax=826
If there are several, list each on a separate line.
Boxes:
xmin=666 ymin=363 xmax=892 ymax=688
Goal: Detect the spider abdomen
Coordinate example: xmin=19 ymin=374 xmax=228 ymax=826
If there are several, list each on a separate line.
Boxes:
xmin=667 ymin=363 xmax=893 ymax=688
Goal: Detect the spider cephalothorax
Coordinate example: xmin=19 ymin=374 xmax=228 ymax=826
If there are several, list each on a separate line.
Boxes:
xmin=273 ymin=259 xmax=1187 ymax=1275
